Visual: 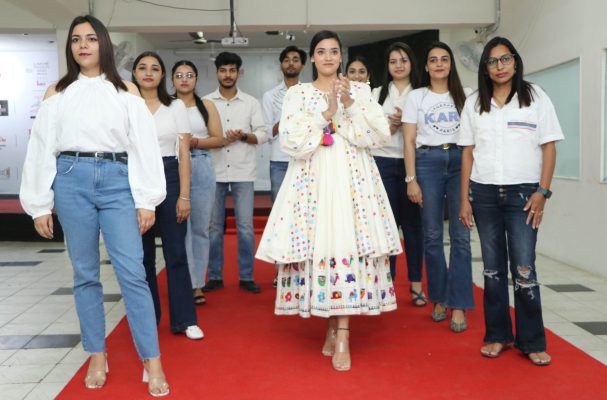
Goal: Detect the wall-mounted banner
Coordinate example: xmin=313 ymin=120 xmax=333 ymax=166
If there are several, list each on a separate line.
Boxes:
xmin=0 ymin=50 xmax=58 ymax=195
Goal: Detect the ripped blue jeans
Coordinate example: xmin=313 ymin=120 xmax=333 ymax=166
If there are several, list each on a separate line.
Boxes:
xmin=470 ymin=182 xmax=546 ymax=353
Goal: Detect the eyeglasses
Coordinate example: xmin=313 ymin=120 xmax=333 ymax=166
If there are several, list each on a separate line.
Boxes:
xmin=486 ymin=54 xmax=515 ymax=68
xmin=174 ymin=72 xmax=196 ymax=79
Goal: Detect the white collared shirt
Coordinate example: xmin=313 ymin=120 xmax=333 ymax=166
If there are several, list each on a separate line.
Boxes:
xmin=203 ymin=87 xmax=268 ymax=182
xmin=153 ymin=99 xmax=190 ymax=157
xmin=262 ymin=80 xmax=297 ymax=162
xmin=457 ymin=85 xmax=564 ymax=184
xmin=371 ymin=82 xmax=411 ymax=158
xmin=19 ymin=73 xmax=166 ymax=217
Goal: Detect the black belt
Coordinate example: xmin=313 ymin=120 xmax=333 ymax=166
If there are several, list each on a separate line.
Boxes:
xmin=59 ymin=151 xmax=128 ymax=163
xmin=419 ymin=143 xmax=461 ymax=150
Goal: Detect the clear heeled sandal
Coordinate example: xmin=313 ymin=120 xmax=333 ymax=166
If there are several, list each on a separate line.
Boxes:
xmin=332 ymin=328 xmax=351 ymax=372
xmin=84 ymin=353 xmax=109 ymax=389
xmin=142 ymin=362 xmax=170 ymax=397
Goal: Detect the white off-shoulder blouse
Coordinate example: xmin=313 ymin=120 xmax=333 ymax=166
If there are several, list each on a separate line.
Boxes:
xmin=20 ymin=73 xmax=166 ymax=218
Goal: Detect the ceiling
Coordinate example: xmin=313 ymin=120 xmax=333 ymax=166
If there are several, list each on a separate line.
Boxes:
xmin=140 ymin=29 xmax=420 ymax=51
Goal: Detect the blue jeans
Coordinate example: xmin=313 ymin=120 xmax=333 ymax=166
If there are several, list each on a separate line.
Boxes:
xmin=374 ymin=156 xmax=424 ymax=281
xmin=270 ymin=161 xmax=289 ymax=204
xmin=53 ymin=154 xmax=159 ymax=359
xmin=470 ymin=182 xmax=546 ymax=353
xmin=186 ymin=149 xmax=216 ymax=289
xmin=415 ymin=147 xmax=474 ymax=310
xmin=142 ymin=157 xmax=197 ymax=333
xmin=208 ymin=182 xmax=255 ymax=281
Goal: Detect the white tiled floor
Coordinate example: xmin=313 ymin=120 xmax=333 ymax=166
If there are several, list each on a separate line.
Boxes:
xmin=0 ymin=229 xmax=606 ymax=399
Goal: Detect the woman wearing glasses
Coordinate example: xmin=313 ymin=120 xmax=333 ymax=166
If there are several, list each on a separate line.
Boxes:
xmin=172 ymin=60 xmax=225 ymax=306
xmin=458 ymin=37 xmax=562 ymax=366
xmin=371 ymin=42 xmax=425 ymax=305
xmin=402 ymin=42 xmax=474 ymax=332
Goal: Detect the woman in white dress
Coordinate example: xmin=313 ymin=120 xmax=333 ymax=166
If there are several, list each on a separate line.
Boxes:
xmin=256 ymin=30 xmax=402 ymax=372
xmin=19 ymin=15 xmax=169 ymax=396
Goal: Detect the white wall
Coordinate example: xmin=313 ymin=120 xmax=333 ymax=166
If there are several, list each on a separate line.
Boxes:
xmin=494 ymin=0 xmax=607 ymax=278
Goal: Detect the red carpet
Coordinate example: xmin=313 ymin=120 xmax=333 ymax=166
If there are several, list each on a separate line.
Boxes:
xmin=57 ymin=234 xmax=607 ymax=400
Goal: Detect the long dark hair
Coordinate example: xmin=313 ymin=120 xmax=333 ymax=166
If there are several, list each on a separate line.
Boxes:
xmin=131 ymin=51 xmax=172 ymax=106
xmin=171 ymin=60 xmax=209 ymax=125
xmin=345 ymin=55 xmax=372 ymax=85
xmin=421 ymin=41 xmax=466 ymax=115
xmin=377 ymin=42 xmax=420 ymax=105
xmin=56 ymin=15 xmax=126 ymax=92
xmin=309 ymin=30 xmax=343 ymax=80
xmin=477 ymin=36 xmax=535 ymax=114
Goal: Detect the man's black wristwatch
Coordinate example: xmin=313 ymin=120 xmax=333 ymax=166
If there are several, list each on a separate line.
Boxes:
xmin=240 ymin=133 xmax=248 ymax=142
xmin=536 ymin=187 xmax=552 ymax=199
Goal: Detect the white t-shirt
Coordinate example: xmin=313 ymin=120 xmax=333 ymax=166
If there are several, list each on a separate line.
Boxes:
xmin=402 ymin=87 xmax=472 ymax=147
xmin=371 ymin=82 xmax=411 ymax=158
xmin=457 ymin=85 xmax=564 ymax=185
xmin=187 ymin=105 xmax=209 ymax=140
xmin=153 ymin=99 xmax=190 ymax=157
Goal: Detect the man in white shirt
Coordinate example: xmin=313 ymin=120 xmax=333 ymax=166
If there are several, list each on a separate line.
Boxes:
xmin=203 ymin=52 xmax=269 ymax=294
xmin=261 ymin=46 xmax=306 ymax=288
xmin=262 ymin=46 xmax=306 ymax=203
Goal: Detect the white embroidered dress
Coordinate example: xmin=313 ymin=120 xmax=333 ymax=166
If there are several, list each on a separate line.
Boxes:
xmin=256 ymin=82 xmax=402 ymax=318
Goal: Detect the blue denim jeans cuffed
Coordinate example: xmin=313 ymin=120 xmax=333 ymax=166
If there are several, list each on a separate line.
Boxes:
xmin=208 ymin=181 xmax=255 ymax=281
xmin=142 ymin=157 xmax=197 ymax=333
xmin=415 ymin=147 xmax=474 ymax=310
xmin=470 ymin=181 xmax=546 ymax=353
xmin=270 ymin=161 xmax=289 ymax=204
xmin=53 ymin=154 xmax=160 ymax=359
xmin=186 ymin=149 xmax=216 ymax=289
xmin=373 ymin=156 xmax=424 ymax=281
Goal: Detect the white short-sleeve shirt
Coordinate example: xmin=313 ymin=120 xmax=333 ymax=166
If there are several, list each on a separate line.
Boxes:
xmin=402 ymin=87 xmax=471 ymax=147
xmin=154 ymin=99 xmax=190 ymax=157
xmin=457 ymin=84 xmax=564 ymax=184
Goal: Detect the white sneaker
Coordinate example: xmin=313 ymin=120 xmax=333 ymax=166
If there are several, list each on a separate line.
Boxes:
xmin=184 ymin=325 xmax=204 ymax=340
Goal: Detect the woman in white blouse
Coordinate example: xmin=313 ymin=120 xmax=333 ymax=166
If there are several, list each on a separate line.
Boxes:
xmin=19 ymin=15 xmax=169 ymax=396
xmin=402 ymin=42 xmax=474 ymax=332
xmin=171 ymin=60 xmax=224 ymax=306
xmin=132 ymin=52 xmax=203 ymax=341
xmin=256 ymin=30 xmax=401 ymax=372
xmin=458 ymin=37 xmax=563 ymax=366
xmin=371 ymin=42 xmax=425 ymax=306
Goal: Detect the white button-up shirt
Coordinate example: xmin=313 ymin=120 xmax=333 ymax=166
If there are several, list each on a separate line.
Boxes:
xmin=262 ymin=80 xmax=293 ymax=162
xmin=19 ymin=74 xmax=166 ymax=218
xmin=203 ymin=88 xmax=268 ymax=182
xmin=458 ymin=85 xmax=564 ymax=184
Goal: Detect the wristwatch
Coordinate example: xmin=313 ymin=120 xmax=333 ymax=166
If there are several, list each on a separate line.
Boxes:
xmin=240 ymin=133 xmax=248 ymax=142
xmin=405 ymin=176 xmax=416 ymax=183
xmin=536 ymin=186 xmax=552 ymax=199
